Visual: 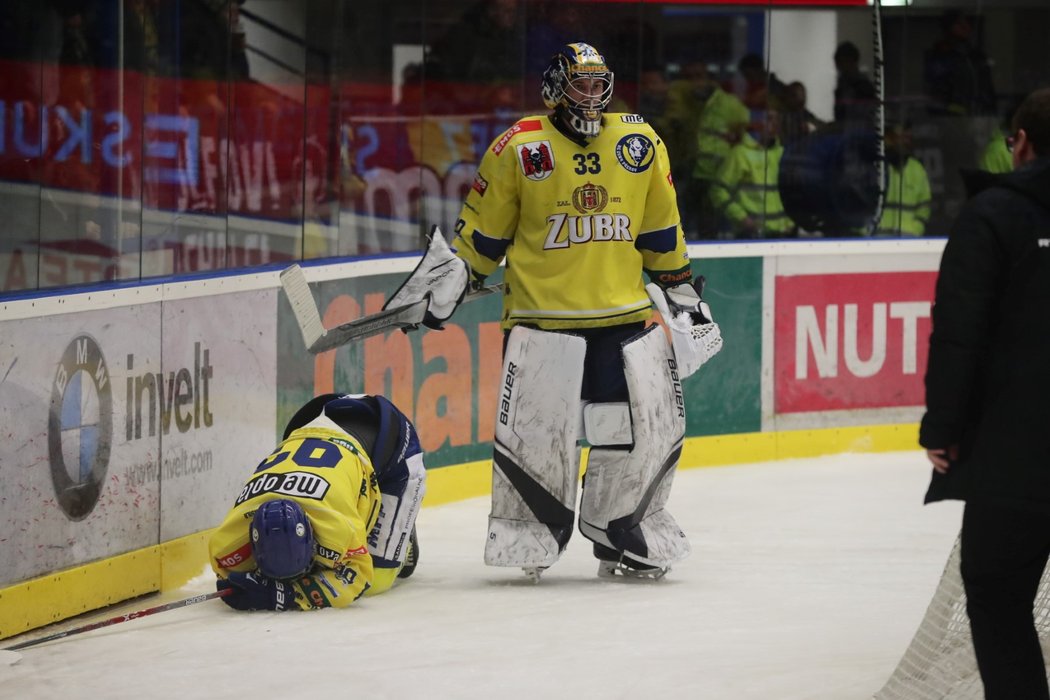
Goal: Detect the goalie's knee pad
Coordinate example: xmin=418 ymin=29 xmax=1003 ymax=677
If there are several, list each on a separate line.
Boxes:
xmin=486 ymin=325 xmax=587 ymax=569
xmin=578 ymin=324 xmax=690 ymax=568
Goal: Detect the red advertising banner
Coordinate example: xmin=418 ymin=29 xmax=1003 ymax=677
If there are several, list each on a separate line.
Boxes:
xmin=0 ymin=60 xmax=338 ymax=218
xmin=775 ymin=271 xmax=937 ymax=414
xmin=0 ymin=60 xmax=516 ymax=222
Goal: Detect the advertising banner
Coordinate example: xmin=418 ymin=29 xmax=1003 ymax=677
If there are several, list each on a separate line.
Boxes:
xmin=773 ymin=264 xmax=938 ymax=426
xmin=275 ymin=257 xmax=763 ymax=468
xmin=0 ymin=60 xmax=519 ymax=290
xmin=0 ymin=305 xmax=162 ymax=585
xmin=0 ymin=286 xmax=277 ymax=585
xmin=156 ymin=289 xmax=278 ymax=541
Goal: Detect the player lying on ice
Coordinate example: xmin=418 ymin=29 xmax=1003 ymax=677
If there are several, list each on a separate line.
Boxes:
xmin=383 ymin=42 xmax=723 ymax=581
xmin=209 ymin=393 xmax=425 ymax=610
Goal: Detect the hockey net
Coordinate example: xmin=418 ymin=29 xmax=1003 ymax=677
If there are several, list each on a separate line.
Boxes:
xmin=874 ymin=534 xmax=1050 ymax=699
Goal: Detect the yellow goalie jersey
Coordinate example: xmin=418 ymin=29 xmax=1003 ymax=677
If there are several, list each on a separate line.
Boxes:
xmin=209 ymin=426 xmax=381 ymax=609
xmin=452 ymin=113 xmax=692 ymax=330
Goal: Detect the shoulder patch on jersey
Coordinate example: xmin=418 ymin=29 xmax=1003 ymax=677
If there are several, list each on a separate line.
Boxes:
xmin=615 ymin=134 xmax=656 ymax=174
xmin=518 ymin=140 xmax=555 ymax=181
xmin=472 ymin=172 xmax=489 ymax=196
xmin=620 ymin=114 xmax=646 ymax=124
xmin=492 ymin=119 xmax=543 ymax=155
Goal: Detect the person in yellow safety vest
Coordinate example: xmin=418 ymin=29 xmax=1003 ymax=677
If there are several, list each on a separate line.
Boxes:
xmin=876 ymin=122 xmax=932 ymax=236
xmin=979 ymin=127 xmax=1013 ymax=174
xmin=679 ymin=63 xmax=750 ymax=239
xmin=709 ymin=109 xmax=795 ymax=239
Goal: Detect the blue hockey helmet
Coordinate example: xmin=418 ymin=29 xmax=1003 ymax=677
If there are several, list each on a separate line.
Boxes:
xmin=250 ymin=499 xmax=315 ymax=580
xmin=541 ymin=42 xmax=614 ymax=139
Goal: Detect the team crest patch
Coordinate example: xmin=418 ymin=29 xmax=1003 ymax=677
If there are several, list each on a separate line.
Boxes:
xmin=518 ymin=140 xmax=555 ymax=181
xmin=615 ymin=134 xmax=656 ymax=174
xmin=572 ymin=182 xmax=609 ymax=213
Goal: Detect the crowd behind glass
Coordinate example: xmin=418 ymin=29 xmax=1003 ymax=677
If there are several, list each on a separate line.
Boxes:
xmin=0 ymin=0 xmax=1045 ymax=293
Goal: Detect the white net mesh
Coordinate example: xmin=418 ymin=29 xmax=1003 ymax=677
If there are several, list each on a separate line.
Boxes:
xmin=690 ymin=321 xmax=723 ymax=359
xmin=874 ymin=534 xmax=1050 ymax=699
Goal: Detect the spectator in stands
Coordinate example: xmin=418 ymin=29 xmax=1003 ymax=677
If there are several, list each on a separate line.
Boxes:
xmin=709 ymin=109 xmax=794 ymax=239
xmin=170 ymin=0 xmax=239 ymax=81
xmin=425 ymin=0 xmax=523 ymax=113
xmin=923 ymin=10 xmax=996 ymax=117
xmin=125 ymin=0 xmax=161 ymax=74
xmin=682 ymin=62 xmax=750 ymax=239
xmin=920 ymin=87 xmax=1050 ymax=700
xmin=979 ymin=101 xmax=1022 ymax=174
xmin=832 ymin=41 xmax=876 ymax=126
xmin=636 ymin=65 xmax=670 ymax=129
xmin=735 ymin=53 xmax=786 ymax=113
xmin=875 ymin=121 xmax=931 ymax=236
xmin=779 ymin=80 xmax=824 ymax=147
xmin=979 ymin=125 xmax=1012 ymax=175
xmin=527 ymin=2 xmax=585 ymax=75
xmin=637 ymin=65 xmax=700 ymax=237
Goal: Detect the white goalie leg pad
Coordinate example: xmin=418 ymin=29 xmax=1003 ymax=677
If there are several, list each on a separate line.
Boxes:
xmin=486 ymin=326 xmax=586 ymax=568
xmin=578 ymin=324 xmax=691 ymax=568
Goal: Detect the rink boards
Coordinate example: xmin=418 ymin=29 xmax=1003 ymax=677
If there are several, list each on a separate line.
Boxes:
xmin=0 ymin=238 xmax=944 ymax=639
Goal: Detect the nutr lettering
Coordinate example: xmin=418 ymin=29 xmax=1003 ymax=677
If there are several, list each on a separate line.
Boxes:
xmin=543 ymin=213 xmax=633 ymax=249
xmin=126 ymin=341 xmax=215 ymax=439
xmin=499 ymin=362 xmax=518 ymax=425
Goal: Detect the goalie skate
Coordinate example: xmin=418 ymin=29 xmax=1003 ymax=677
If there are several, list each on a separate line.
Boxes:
xmin=522 ymin=566 xmax=548 ymax=584
xmin=594 ymin=544 xmax=668 ymax=581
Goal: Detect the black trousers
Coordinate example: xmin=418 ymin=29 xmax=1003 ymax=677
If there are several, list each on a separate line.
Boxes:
xmin=961 ymin=500 xmax=1050 ymax=700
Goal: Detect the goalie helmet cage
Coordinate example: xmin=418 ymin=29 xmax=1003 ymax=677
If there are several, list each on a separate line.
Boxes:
xmin=873 ymin=534 xmax=1050 ymax=699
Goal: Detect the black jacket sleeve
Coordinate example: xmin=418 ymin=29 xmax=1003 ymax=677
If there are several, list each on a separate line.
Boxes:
xmin=919 ymin=202 xmax=1005 ymax=450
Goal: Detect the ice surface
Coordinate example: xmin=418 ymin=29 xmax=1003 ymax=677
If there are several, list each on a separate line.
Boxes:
xmin=1 ymin=451 xmax=962 ymax=700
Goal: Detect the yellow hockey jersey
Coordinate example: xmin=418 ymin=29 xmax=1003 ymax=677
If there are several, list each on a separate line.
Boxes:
xmin=209 ymin=426 xmax=381 ymax=609
xmin=452 ymin=114 xmax=692 ymax=330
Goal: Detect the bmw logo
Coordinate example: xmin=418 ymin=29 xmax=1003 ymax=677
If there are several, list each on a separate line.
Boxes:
xmin=48 ymin=334 xmax=112 ymax=520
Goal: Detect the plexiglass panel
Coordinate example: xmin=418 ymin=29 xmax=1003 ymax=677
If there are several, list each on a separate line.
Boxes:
xmin=0 ymin=1 xmax=1046 ymax=294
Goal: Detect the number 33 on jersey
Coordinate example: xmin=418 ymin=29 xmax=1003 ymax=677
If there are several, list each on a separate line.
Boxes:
xmin=453 ymin=113 xmax=691 ymax=331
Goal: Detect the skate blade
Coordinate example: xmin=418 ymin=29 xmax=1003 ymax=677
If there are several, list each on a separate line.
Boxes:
xmin=522 ymin=566 xmax=547 ymax=583
xmin=596 ymin=561 xmax=668 ymax=581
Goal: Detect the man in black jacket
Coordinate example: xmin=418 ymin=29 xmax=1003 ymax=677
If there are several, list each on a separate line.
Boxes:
xmin=921 ymin=87 xmax=1050 ymax=700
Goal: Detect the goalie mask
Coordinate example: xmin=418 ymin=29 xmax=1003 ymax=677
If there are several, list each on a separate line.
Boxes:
xmin=251 ymin=499 xmax=315 ymax=580
xmin=541 ymin=42 xmax=614 ymax=140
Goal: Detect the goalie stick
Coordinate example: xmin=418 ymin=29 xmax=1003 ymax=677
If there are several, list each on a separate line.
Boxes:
xmin=280 ymin=263 xmax=501 ymax=354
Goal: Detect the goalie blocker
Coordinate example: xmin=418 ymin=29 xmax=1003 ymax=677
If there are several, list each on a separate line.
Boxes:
xmin=486 ymin=324 xmax=691 ymax=579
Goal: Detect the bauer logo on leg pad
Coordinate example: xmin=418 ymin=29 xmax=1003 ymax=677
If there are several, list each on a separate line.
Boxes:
xmin=499 ymin=362 xmax=518 ymax=426
xmin=668 ymin=359 xmax=685 ymax=418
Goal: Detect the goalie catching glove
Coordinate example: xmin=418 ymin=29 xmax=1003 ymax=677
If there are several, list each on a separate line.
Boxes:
xmin=646 ymin=277 xmax=723 ymax=379
xmin=383 ymin=227 xmax=470 ymax=330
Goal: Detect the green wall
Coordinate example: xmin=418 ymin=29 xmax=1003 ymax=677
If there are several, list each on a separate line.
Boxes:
xmin=277 ymin=258 xmax=763 ymax=468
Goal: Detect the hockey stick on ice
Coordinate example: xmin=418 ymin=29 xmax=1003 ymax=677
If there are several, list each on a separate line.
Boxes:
xmin=280 ymin=263 xmax=501 ymax=354
xmin=2 ymin=589 xmax=231 ymax=652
